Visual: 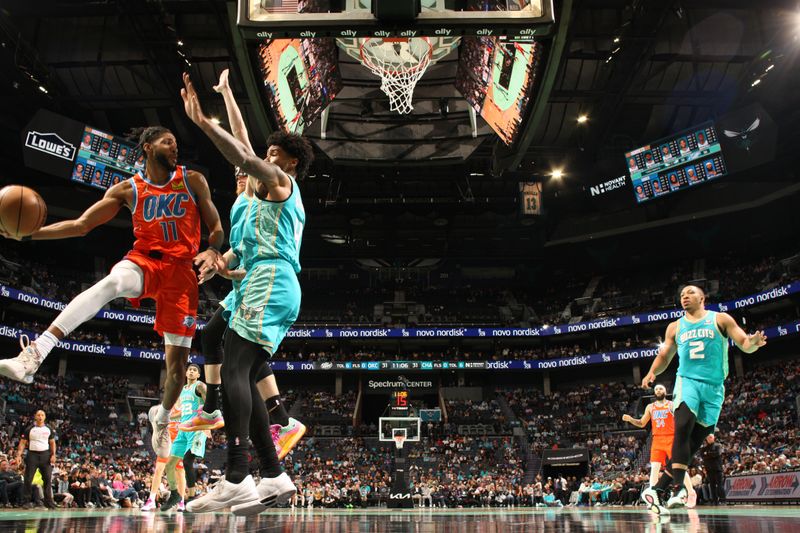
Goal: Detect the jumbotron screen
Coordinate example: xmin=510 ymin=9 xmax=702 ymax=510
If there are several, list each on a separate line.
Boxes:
xmin=72 ymin=126 xmax=143 ymax=191
xmin=455 ymin=37 xmax=544 ymax=146
xmin=253 ymin=38 xmax=342 ymax=134
xmin=625 ymin=122 xmax=728 ymax=203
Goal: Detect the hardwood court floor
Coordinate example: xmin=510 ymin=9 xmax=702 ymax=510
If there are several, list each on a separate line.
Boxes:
xmin=0 ymin=505 xmax=797 ymax=532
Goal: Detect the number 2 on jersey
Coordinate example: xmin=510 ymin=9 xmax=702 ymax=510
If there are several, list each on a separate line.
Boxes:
xmin=689 ymin=340 xmax=705 ymax=359
xmin=160 ymin=221 xmax=178 ymax=242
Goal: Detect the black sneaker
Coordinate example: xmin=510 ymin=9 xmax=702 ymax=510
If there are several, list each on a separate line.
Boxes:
xmin=159 ymin=491 xmax=182 ymax=512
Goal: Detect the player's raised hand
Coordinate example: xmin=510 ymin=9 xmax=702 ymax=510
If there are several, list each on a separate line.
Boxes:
xmin=213 ymin=69 xmax=230 ymax=94
xmin=748 ymin=330 xmax=767 ymax=349
xmin=641 ymin=371 xmax=656 ymax=389
xmin=181 ymin=72 xmax=207 ymax=126
xmin=194 ymin=249 xmax=220 ymax=284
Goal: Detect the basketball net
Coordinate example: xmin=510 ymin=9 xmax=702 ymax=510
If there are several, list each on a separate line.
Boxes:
xmin=359 ymin=37 xmax=433 ymax=114
xmin=393 ymin=434 xmax=406 ymax=450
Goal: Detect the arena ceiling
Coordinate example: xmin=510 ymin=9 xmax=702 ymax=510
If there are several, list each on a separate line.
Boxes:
xmin=0 ymin=0 xmax=798 ymax=260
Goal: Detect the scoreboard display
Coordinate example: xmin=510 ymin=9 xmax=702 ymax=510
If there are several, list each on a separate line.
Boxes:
xmin=391 ymin=390 xmax=409 ymax=411
xmin=625 ymin=122 xmax=728 ymax=204
xmin=72 ymin=127 xmax=143 ymax=191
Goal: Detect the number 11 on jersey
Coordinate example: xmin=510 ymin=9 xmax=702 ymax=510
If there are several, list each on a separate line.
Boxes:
xmin=160 ymin=221 xmax=178 ymax=242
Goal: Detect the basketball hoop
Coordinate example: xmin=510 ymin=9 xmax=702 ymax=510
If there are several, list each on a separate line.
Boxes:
xmin=393 ymin=434 xmax=407 ymax=450
xmin=359 ymin=37 xmax=433 ymax=114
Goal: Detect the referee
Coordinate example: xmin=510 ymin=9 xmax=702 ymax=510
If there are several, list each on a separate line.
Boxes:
xmin=16 ymin=410 xmax=57 ymax=509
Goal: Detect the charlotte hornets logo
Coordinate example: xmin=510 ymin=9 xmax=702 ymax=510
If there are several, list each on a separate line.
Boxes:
xmin=723 ymin=117 xmax=760 ymax=152
xmin=182 ymin=315 xmax=196 ymax=328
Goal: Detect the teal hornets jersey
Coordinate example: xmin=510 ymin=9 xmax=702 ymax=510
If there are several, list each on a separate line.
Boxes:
xmin=229 ymin=179 xmax=305 ymax=273
xmin=179 ymin=382 xmax=203 ymax=424
xmin=675 ymin=310 xmax=729 ymax=384
xmin=228 ymin=192 xmax=249 ymax=268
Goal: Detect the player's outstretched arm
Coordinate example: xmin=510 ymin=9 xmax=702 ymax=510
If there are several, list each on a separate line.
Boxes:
xmin=23 ymin=181 xmax=129 ymax=241
xmin=213 ymin=69 xmax=254 ymax=155
xmin=717 ymin=312 xmax=767 ymax=354
xmin=642 ymin=321 xmax=678 ymax=388
xmin=181 ymin=73 xmax=291 ymax=197
xmin=187 ymin=170 xmax=225 ymax=274
xmin=622 ymin=404 xmax=652 ymax=428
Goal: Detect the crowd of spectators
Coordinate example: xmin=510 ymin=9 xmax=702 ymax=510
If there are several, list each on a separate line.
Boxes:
xmin=445 ymin=398 xmax=511 ymax=433
xmin=300 ymin=392 xmax=357 ymax=425
xmin=3 ymin=248 xmax=796 ymax=330
xmin=0 ymin=373 xmax=221 ymax=508
xmin=0 ymin=356 xmax=796 ymax=509
xmin=716 ymin=361 xmax=800 ymax=476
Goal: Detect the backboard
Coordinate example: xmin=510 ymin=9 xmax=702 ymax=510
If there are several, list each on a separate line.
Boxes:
xmin=379 ymin=416 xmax=422 ymax=442
xmin=237 ymin=1 xmax=555 ymax=40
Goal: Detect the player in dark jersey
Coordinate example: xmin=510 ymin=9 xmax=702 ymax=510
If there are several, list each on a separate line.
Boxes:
xmin=0 ymin=127 xmax=224 ymax=463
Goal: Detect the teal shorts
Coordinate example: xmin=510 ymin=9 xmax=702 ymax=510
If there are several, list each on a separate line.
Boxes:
xmin=170 ymin=429 xmax=207 ymax=459
xmin=674 ymin=375 xmax=725 ymax=428
xmin=223 ymin=259 xmax=300 ymax=355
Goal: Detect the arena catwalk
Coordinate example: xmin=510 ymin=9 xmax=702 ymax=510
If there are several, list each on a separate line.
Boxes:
xmin=0 ymin=507 xmax=798 ymax=532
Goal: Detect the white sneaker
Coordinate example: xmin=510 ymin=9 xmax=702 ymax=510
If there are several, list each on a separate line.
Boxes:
xmin=185 ymin=475 xmax=259 ymax=513
xmin=667 ymin=487 xmax=687 ymax=509
xmin=641 ymin=487 xmax=669 ymax=516
xmin=231 ymin=473 xmax=296 ymax=516
xmin=148 ymin=405 xmax=171 ymax=458
xmin=0 ymin=335 xmax=43 ymax=383
xmin=686 ymin=490 xmax=697 ymax=509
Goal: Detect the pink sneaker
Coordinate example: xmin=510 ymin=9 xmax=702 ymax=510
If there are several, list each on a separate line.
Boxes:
xmin=177 ymin=500 xmax=185 ymax=512
xmin=179 ymin=409 xmax=224 ymax=432
xmin=271 ymin=418 xmax=306 ymax=460
xmin=140 ymin=497 xmax=157 ymax=512
xmin=686 ymin=490 xmax=697 ymax=509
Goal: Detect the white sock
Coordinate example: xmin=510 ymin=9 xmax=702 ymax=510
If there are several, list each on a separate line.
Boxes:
xmin=34 ymin=331 xmax=59 ymax=358
xmin=156 ymin=405 xmax=170 ymax=424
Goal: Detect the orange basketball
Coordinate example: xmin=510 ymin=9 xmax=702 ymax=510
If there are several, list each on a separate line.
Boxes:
xmin=0 ymin=185 xmax=47 ymax=238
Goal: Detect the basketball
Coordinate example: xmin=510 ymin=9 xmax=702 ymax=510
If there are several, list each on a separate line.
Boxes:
xmin=0 ymin=185 xmax=47 ymax=238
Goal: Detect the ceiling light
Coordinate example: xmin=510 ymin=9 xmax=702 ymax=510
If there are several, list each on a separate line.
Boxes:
xmin=765 ymin=64 xmax=774 ymax=72
xmin=210 ymin=117 xmax=221 ymax=125
xmin=613 ymin=37 xmax=620 ymax=43
xmin=577 ymin=114 xmax=588 ymax=124
xmin=38 ymin=85 xmax=48 ymax=94
xmin=177 ymin=40 xmax=184 ymax=47
xmin=751 ymin=79 xmax=761 ymax=87
xmin=551 ymin=169 xmax=564 ymax=179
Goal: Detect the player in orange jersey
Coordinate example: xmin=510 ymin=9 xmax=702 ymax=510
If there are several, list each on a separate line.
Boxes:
xmin=0 ymin=126 xmax=224 ymax=461
xmin=623 ymin=384 xmax=697 ymax=508
xmin=141 ymin=402 xmax=186 ymax=512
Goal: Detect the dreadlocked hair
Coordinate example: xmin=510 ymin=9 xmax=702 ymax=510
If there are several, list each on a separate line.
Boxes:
xmin=266 ymin=131 xmax=314 ymax=180
xmin=124 ymin=126 xmax=173 ymax=152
